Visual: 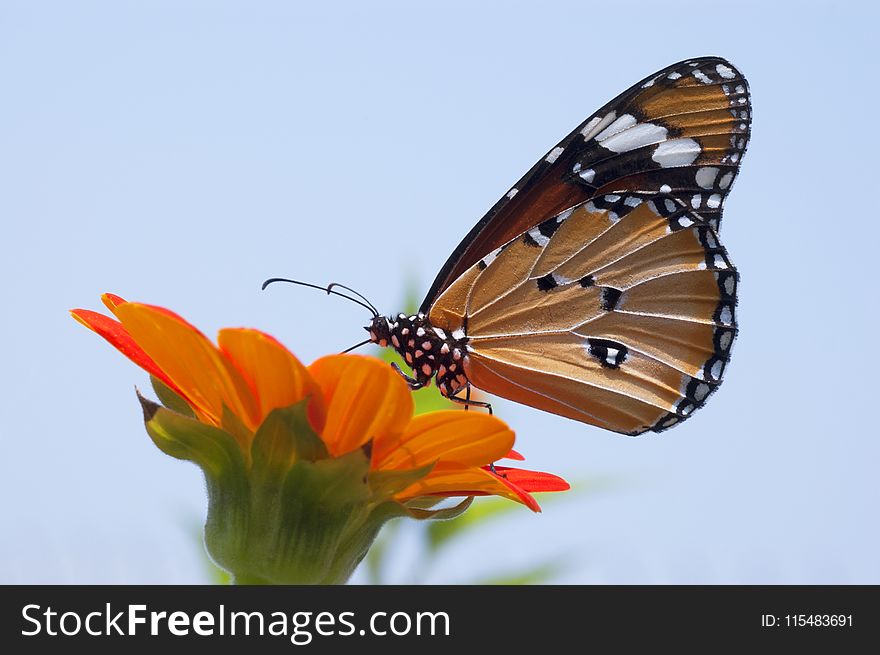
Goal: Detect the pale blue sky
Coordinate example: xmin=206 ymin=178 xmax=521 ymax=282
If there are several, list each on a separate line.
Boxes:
xmin=1 ymin=0 xmax=877 ymax=583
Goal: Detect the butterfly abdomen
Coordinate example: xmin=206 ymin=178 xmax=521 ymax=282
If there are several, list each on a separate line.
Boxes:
xmin=368 ymin=313 xmax=469 ymax=395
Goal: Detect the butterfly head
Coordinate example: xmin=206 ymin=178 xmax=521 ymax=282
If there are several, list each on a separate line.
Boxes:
xmin=365 ymin=315 xmax=394 ymax=348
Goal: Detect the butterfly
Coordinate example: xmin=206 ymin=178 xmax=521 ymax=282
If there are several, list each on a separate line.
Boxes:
xmin=268 ymin=57 xmax=750 ymax=436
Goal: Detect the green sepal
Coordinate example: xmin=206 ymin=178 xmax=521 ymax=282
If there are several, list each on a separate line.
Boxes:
xmin=150 ymin=376 xmax=195 ymax=418
xmin=207 ymin=443 xmax=405 ymax=584
xmin=282 ymin=447 xmax=373 ymax=509
xmin=426 ymin=495 xmax=522 ymax=552
xmin=137 ymin=390 xmax=246 ymax=483
xmin=404 ymin=496 xmax=446 ymax=510
xmin=221 ymin=404 xmax=254 ymax=454
xmin=367 ymin=462 xmax=435 ymax=499
xmin=405 ymin=496 xmax=474 ymax=521
xmin=251 ymin=400 xmax=328 ymax=480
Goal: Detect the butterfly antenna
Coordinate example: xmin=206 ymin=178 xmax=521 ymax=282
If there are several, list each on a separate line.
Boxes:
xmin=326 ymin=282 xmax=380 ymax=316
xmin=262 ymin=277 xmax=379 ymax=317
xmin=341 ymin=338 xmax=372 ymax=354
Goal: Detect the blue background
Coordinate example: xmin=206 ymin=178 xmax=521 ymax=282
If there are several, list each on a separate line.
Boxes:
xmin=2 ymin=0 xmax=877 ymax=583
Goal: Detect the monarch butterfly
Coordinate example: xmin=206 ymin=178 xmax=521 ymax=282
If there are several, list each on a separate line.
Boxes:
xmin=268 ymin=57 xmax=750 ymax=436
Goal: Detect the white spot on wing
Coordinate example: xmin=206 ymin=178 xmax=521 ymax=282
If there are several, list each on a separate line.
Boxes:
xmin=693 ymin=69 xmax=712 ymax=84
xmin=545 ymin=146 xmax=565 ymax=164
xmin=594 ymin=113 xmax=636 ymax=142
xmin=605 ymin=347 xmax=619 ymax=365
xmin=527 ymin=227 xmax=550 ymax=247
xmin=652 ymin=138 xmax=701 ymax=167
xmin=599 ymin=119 xmax=668 ymax=154
xmin=481 ymin=248 xmax=501 ymax=268
xmin=506 ymin=188 xmax=518 ymax=199
xmin=723 ymin=275 xmax=735 ymax=295
xmin=707 ymin=193 xmax=722 ymax=209
xmin=695 ymin=167 xmax=719 ymax=189
xmin=694 ymin=383 xmax=710 ymax=402
xmin=580 ymin=113 xmax=615 ymax=141
xmin=579 ymin=168 xmax=595 ymax=183
xmin=716 ymin=63 xmax=736 ymax=79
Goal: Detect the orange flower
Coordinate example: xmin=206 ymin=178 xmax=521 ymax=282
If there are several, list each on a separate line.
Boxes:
xmin=71 ymin=294 xmax=568 ymax=512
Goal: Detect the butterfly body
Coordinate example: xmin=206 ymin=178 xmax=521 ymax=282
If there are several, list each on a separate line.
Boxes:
xmin=368 ymin=312 xmax=471 ymax=396
xmin=365 ymin=57 xmax=750 ymax=436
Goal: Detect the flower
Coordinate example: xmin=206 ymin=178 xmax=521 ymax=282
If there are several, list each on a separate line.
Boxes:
xmin=71 ymin=294 xmax=569 ymax=584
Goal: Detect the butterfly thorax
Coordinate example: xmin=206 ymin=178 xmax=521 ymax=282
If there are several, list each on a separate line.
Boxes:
xmin=367 ymin=313 xmax=469 ymax=395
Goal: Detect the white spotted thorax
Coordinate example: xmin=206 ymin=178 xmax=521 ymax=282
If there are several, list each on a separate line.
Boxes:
xmin=367 ymin=313 xmax=469 ymax=396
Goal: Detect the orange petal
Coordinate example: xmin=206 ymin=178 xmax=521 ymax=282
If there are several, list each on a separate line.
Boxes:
xmin=504 ymin=449 xmax=525 ymax=461
xmin=101 ymin=293 xmax=127 ymax=310
xmin=218 ymin=328 xmax=326 ymax=431
xmin=307 ymin=354 xmax=413 ymax=457
xmin=396 ymin=462 xmax=540 ymax=511
xmin=111 ymin=302 xmax=261 ymax=429
xmin=373 ymin=410 xmax=514 ymax=471
xmin=70 ymin=308 xmax=182 ymax=398
xmin=489 ymin=466 xmax=570 ymax=493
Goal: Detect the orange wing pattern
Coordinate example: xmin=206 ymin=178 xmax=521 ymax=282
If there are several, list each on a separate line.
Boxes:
xmin=429 ymin=193 xmax=736 ymax=435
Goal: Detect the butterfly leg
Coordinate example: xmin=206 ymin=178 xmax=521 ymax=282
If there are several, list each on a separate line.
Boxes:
xmin=390 ymin=362 xmax=426 ymax=391
xmin=446 ymin=384 xmax=493 ymax=415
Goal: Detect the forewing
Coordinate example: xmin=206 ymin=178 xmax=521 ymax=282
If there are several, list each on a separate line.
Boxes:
xmin=421 ymin=56 xmax=750 ymax=313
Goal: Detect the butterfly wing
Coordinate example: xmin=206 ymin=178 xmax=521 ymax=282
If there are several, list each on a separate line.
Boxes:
xmin=430 ymin=192 xmax=737 ymax=435
xmin=421 ymin=56 xmax=750 ymax=314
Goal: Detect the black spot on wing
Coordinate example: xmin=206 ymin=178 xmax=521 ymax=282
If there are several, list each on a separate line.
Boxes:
xmin=590 ymin=194 xmax=643 ymax=222
xmin=587 ymin=337 xmax=628 ymax=369
xmin=600 ymin=287 xmax=622 ymax=311
xmin=536 ymin=273 xmax=558 ymax=291
xmin=537 ymin=215 xmax=563 ymax=239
